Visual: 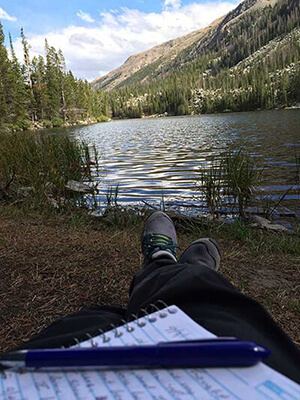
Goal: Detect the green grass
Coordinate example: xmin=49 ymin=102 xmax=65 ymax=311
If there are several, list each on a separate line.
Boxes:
xmin=180 ymin=216 xmax=300 ymax=257
xmin=195 ymin=150 xmax=263 ymax=218
xmin=0 ymin=131 xmax=98 ymax=212
xmin=222 ymin=149 xmax=263 ymax=217
xmin=296 ymin=154 xmax=300 ymax=186
xmin=197 ymin=161 xmax=223 ymax=217
xmin=1 ymin=132 xmax=298 ymax=257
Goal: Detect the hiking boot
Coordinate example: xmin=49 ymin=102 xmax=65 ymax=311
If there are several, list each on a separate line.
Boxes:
xmin=141 ymin=211 xmax=178 ymax=268
xmin=179 ymin=238 xmax=221 ymax=271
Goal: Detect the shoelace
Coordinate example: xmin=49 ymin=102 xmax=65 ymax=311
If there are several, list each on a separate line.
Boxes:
xmin=142 ymin=233 xmax=178 ymax=258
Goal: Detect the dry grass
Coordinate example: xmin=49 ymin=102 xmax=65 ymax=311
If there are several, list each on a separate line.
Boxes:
xmin=0 ymin=205 xmax=299 ymax=352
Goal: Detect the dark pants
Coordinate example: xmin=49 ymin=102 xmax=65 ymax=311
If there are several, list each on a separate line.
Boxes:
xmin=18 ymin=258 xmax=300 ymax=384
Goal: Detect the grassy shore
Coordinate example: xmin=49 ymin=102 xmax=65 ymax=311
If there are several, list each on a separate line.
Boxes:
xmin=0 ymin=203 xmax=299 ymax=352
xmin=0 ymin=131 xmax=299 ymax=351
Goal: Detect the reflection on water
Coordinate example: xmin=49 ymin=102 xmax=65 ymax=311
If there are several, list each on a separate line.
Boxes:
xmin=63 ymin=109 xmax=300 ymax=216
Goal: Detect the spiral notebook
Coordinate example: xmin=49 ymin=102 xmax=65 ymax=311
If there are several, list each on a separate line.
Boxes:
xmin=0 ymin=305 xmax=299 ymax=400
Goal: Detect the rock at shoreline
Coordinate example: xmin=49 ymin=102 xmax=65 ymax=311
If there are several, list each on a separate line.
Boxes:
xmin=65 ymin=180 xmax=94 ymax=193
xmin=249 ymin=215 xmax=288 ymax=232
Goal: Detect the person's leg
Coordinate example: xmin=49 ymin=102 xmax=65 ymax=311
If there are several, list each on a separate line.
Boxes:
xmin=129 ymin=211 xmax=178 ymax=294
xmin=17 ymin=306 xmax=126 ymax=349
xmin=17 ymin=211 xmax=177 ymax=350
xmin=127 ymin=211 xmax=300 ymax=383
xmin=179 ymin=237 xmax=221 ymax=271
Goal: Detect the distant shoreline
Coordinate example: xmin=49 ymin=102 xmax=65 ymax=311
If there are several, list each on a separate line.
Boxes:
xmin=111 ymin=106 xmax=300 ymax=121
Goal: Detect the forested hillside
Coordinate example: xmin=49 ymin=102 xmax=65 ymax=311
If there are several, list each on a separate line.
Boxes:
xmin=97 ymin=0 xmax=300 ymax=118
xmin=0 ymin=24 xmax=109 ymax=131
xmin=1 ymin=0 xmax=299 ymax=130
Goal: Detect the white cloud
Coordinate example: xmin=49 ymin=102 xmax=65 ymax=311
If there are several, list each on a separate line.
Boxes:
xmin=0 ymin=7 xmax=17 ymax=21
xmin=163 ymin=0 xmax=182 ymax=11
xmin=77 ymin=10 xmax=95 ymax=23
xmin=13 ymin=1 xmax=239 ymax=81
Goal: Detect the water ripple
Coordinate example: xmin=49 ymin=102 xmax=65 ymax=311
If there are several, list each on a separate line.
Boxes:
xmin=68 ymin=110 xmax=300 ymax=211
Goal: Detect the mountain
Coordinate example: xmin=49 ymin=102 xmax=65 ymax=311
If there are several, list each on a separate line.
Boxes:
xmin=92 ymin=0 xmax=300 ymax=117
xmin=93 ymin=0 xmax=279 ymax=91
xmin=92 ymin=17 xmax=222 ymax=91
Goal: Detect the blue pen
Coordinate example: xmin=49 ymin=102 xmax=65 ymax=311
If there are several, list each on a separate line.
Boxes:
xmin=0 ymin=339 xmax=269 ymax=369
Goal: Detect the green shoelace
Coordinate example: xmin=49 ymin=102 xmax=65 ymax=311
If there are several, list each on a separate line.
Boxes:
xmin=142 ymin=233 xmax=178 ymax=259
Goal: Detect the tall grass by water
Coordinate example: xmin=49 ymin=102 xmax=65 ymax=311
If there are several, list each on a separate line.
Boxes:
xmin=197 ymin=149 xmax=263 ymax=218
xmin=222 ymin=149 xmax=263 ymax=217
xmin=296 ymin=154 xmax=300 ymax=187
xmin=0 ymin=130 xmax=298 ymax=226
xmin=0 ymin=131 xmax=98 ymax=211
xmin=198 ymin=161 xmax=223 ymax=217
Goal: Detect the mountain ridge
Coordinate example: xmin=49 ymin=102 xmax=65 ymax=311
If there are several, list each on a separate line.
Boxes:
xmin=92 ymin=0 xmax=279 ymax=91
xmin=92 ymin=16 xmax=223 ymax=91
xmin=93 ymin=0 xmax=299 ymax=117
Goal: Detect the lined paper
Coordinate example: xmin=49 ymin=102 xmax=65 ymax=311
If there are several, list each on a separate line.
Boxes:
xmin=0 ymin=305 xmax=299 ymax=399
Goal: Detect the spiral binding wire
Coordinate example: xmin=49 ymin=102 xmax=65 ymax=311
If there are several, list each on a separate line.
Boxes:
xmin=156 ymin=300 xmax=178 ymax=314
xmin=140 ymin=308 xmax=157 ymax=323
xmin=109 ymin=324 xmax=123 ymax=338
xmin=86 ymin=333 xmax=98 ymax=347
xmin=0 ymin=302 xmax=178 ymax=377
xmin=69 ymin=301 xmax=176 ymax=348
xmin=131 ymin=314 xmax=146 ymax=327
xmin=149 ymin=303 xmax=168 ymax=318
xmin=97 ymin=328 xmax=110 ymax=343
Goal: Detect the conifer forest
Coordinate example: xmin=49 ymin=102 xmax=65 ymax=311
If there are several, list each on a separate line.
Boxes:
xmin=0 ymin=24 xmax=109 ymax=131
xmin=0 ymin=0 xmax=299 ymax=129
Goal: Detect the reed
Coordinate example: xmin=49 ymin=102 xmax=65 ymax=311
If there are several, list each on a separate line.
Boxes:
xmin=260 ymin=195 xmax=274 ymax=219
xmin=106 ymin=184 xmax=120 ymax=209
xmin=296 ymin=154 xmax=300 ymax=187
xmin=222 ymin=149 xmax=263 ymax=218
xmin=0 ymin=131 xmax=98 ymax=211
xmin=197 ymin=161 xmax=223 ymax=217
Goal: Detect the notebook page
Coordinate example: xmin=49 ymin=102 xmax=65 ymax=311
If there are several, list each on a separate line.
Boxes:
xmin=0 ymin=305 xmax=299 ymax=400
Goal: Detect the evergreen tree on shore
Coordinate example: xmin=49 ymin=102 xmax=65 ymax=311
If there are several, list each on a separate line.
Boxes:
xmin=0 ymin=26 xmax=109 ymax=131
xmin=1 ymin=0 xmax=299 ymax=127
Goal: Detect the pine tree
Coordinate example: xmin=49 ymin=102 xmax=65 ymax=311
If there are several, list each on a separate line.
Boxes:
xmin=21 ymin=28 xmax=35 ymax=121
xmin=44 ymin=40 xmax=62 ymax=119
xmin=8 ymin=33 xmax=28 ymax=125
xmin=0 ymin=22 xmax=8 ymax=124
xmin=31 ymin=55 xmax=49 ymax=120
xmin=57 ymin=49 xmax=67 ymax=120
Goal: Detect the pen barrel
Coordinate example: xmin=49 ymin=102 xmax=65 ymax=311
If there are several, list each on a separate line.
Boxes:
xmin=25 ymin=341 xmax=269 ymax=368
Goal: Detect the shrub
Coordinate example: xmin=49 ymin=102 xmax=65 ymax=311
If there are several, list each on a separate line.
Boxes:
xmin=43 ymin=120 xmax=53 ymax=128
xmin=97 ymin=115 xmax=109 ymax=123
xmin=3 ymin=122 xmax=30 ymax=132
xmin=52 ymin=117 xmax=64 ymax=127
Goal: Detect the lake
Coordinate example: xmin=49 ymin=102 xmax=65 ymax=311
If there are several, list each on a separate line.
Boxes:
xmin=60 ymin=109 xmax=300 ymax=218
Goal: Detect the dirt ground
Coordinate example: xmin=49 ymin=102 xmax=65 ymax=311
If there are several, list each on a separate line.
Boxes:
xmin=0 ymin=207 xmax=299 ymax=352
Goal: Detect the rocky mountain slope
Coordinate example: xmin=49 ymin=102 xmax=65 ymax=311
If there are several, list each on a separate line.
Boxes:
xmin=92 ymin=17 xmax=222 ymax=91
xmin=92 ymin=0 xmax=299 ymax=117
xmin=92 ymin=0 xmax=280 ymax=91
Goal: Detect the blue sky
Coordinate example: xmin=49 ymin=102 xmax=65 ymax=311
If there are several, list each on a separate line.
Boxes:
xmin=1 ymin=0 xmax=239 ymax=80
xmin=2 ymin=0 xmax=169 ymax=38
